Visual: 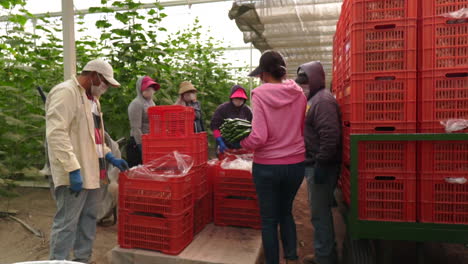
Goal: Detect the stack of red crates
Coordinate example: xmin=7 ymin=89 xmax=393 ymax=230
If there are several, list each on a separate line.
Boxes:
xmin=335 ymin=0 xmax=418 ymax=222
xmin=417 ymin=0 xmax=468 ymax=224
xmin=118 ymin=105 xmax=210 ymax=255
xmin=212 ymin=152 xmax=261 ymax=229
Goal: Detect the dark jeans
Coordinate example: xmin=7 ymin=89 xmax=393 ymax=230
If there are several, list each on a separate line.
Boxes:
xmin=252 ymin=162 xmax=305 ymax=264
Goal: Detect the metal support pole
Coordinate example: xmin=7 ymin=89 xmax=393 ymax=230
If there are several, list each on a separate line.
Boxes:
xmin=62 ymin=0 xmax=76 ymax=80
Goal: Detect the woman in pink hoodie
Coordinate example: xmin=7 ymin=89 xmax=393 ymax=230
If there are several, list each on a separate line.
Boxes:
xmin=241 ymin=51 xmax=307 ymax=264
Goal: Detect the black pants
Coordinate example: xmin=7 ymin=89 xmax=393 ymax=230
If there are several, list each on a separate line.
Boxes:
xmin=126 ymin=137 xmax=141 ymax=168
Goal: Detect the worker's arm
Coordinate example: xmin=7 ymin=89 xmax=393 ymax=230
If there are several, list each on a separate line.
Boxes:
xmin=241 ymin=94 xmax=268 ymax=150
xmin=46 ymin=87 xmax=80 ymax=172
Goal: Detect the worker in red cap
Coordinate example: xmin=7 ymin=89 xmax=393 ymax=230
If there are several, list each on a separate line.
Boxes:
xmin=210 ymin=85 xmax=252 ymax=153
xmin=127 ymin=76 xmax=160 ymax=167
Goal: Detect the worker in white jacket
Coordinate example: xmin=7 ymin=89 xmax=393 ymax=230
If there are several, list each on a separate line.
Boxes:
xmin=46 ymin=59 xmax=128 ymax=263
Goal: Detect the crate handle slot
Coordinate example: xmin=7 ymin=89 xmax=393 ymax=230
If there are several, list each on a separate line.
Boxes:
xmin=374 ymin=126 xmax=396 ymax=132
xmin=374 ymin=176 xmax=395 ymax=181
xmin=375 ymin=76 xmax=396 ymax=81
xmin=343 ymin=121 xmax=351 ymax=127
xmin=446 ymin=18 xmax=468 ymax=25
xmin=374 ymin=24 xmax=396 ymax=30
xmin=445 ymin=72 xmax=468 ymax=78
xmin=444 ymin=177 xmax=467 ymax=184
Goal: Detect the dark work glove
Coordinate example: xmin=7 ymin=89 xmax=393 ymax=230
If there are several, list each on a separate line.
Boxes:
xmin=216 ymin=137 xmax=227 ymax=153
xmin=106 ymin=153 xmax=129 ymax=172
xmin=136 ymin=144 xmax=142 ymax=154
xmin=69 ymin=169 xmax=82 ymax=196
xmin=313 ymin=167 xmax=328 ymax=184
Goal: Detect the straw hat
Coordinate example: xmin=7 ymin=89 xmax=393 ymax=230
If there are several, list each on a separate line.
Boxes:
xmin=178 ymin=81 xmax=197 ymax=95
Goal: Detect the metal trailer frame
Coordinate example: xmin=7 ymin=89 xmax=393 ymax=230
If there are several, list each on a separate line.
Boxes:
xmin=342 ymin=133 xmax=468 ymax=264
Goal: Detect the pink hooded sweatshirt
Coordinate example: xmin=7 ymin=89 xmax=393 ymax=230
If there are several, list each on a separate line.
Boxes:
xmin=241 ymin=79 xmax=307 ymax=165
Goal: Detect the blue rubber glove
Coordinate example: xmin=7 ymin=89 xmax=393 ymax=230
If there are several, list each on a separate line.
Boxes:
xmin=216 ymin=137 xmax=227 ymax=154
xmin=313 ymin=167 xmax=327 ymax=184
xmin=106 ymin=153 xmax=129 ymax=172
xmin=231 ymin=142 xmax=242 ymax=149
xmin=69 ymin=169 xmax=83 ymax=195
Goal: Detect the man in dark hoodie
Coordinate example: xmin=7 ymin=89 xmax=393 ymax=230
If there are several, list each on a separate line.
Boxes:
xmin=296 ymin=61 xmax=342 ymax=264
xmin=211 ymin=85 xmax=253 ymax=153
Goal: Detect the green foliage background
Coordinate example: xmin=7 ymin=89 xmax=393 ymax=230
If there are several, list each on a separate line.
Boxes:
xmin=0 ymin=0 xmax=250 ymax=193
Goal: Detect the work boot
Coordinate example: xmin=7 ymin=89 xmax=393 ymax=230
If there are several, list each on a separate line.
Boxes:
xmin=302 ymin=255 xmax=320 ymax=264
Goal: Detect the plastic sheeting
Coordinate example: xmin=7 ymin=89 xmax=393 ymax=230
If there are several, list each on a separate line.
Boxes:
xmin=229 ymin=0 xmax=342 ymax=85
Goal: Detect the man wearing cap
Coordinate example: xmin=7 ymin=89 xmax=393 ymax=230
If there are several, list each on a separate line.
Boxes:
xmin=210 ymin=85 xmax=252 ymax=153
xmin=46 ymin=58 xmax=129 ymax=262
xmin=127 ymin=76 xmax=160 ymax=167
xmin=175 ymin=81 xmax=205 ymax=132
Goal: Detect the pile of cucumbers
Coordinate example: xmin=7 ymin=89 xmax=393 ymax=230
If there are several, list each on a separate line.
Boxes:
xmin=220 ymin=118 xmax=252 ymax=143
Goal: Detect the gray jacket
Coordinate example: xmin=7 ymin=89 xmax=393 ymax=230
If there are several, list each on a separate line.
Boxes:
xmin=128 ymin=76 xmax=155 ymax=144
xmin=299 ymin=61 xmax=342 ymax=167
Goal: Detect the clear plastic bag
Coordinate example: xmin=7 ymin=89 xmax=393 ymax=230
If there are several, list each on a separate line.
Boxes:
xmin=440 ymin=119 xmax=468 ymax=133
xmin=442 ymin=8 xmax=468 ymax=19
xmin=445 ymin=177 xmax=467 ymax=185
xmin=220 ymin=153 xmax=253 ymax=172
xmin=126 ymin=151 xmax=194 ymax=180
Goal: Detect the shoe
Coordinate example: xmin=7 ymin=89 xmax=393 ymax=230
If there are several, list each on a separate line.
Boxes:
xmin=302 ymin=255 xmax=320 ymax=264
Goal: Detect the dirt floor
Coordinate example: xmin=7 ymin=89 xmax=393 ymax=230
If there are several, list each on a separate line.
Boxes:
xmin=1 ymin=184 xmax=467 ymax=264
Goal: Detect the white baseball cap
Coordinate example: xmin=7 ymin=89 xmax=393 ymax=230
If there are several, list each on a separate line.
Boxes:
xmin=82 ymin=59 xmax=120 ymax=87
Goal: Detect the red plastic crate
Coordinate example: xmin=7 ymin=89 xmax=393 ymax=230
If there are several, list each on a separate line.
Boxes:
xmin=418 ymin=141 xmax=468 ymax=224
xmin=192 ymin=165 xmax=209 ymax=200
xmin=351 ymin=0 xmax=417 ymax=23
xmin=194 ymin=192 xmax=213 ymax=235
xmin=214 ymin=168 xmax=256 ymax=198
xmin=340 ymin=166 xmax=351 ymax=205
xmin=207 ymin=159 xmax=221 ymax=194
xmin=214 ymin=195 xmax=261 ymax=229
xmin=142 ymin=132 xmax=208 ymax=166
xmin=119 ymin=171 xmax=193 ymax=216
xmin=345 ymin=71 xmax=417 ymax=129
xmin=342 ymin=126 xmax=350 ymax=165
xmin=418 ymin=70 xmax=468 ymax=133
xmin=118 ymin=210 xmax=193 ymax=255
xmin=358 ymin=173 xmax=416 ymax=222
xmin=358 ymin=141 xmax=417 ymax=173
xmin=349 ymin=20 xmax=417 ymax=73
xmin=420 ymin=16 xmax=468 ymax=71
xmin=421 ymin=0 xmax=468 ymax=18
xmin=148 ymin=105 xmax=194 ymax=137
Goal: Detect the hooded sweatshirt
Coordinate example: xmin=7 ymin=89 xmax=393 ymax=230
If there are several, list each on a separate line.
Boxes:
xmin=299 ymin=61 xmax=342 ymax=167
xmin=211 ymin=85 xmax=253 ymax=139
xmin=128 ymin=76 xmax=156 ymax=144
xmin=241 ymin=79 xmax=307 ymax=165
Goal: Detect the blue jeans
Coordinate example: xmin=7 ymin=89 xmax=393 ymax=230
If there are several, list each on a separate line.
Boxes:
xmin=49 ymin=186 xmax=102 ymax=262
xmin=252 ymin=162 xmax=305 ymax=264
xmin=305 ymin=166 xmax=339 ymax=264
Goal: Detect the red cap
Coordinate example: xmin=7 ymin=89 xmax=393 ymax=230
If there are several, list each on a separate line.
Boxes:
xmin=141 ymin=76 xmax=160 ymax=92
xmin=230 ymin=89 xmax=248 ymax=100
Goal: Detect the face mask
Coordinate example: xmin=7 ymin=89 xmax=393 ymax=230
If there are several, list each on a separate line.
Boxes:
xmin=184 ymin=92 xmax=196 ymax=102
xmin=91 ymin=75 xmax=109 ymax=97
xmin=232 ymin=98 xmax=245 ymax=107
xmin=300 ymin=84 xmax=310 ymax=98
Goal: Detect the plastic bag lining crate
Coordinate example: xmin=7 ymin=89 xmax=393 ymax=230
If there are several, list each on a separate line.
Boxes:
xmin=194 ymin=192 xmax=213 ymax=235
xmin=119 ymin=171 xmax=193 ymax=216
xmin=349 ymin=19 xmax=417 ymax=73
xmin=346 ymin=71 xmax=417 ymax=127
xmin=214 ymin=194 xmax=261 ymax=229
xmin=420 ymin=16 xmax=468 ymax=70
xmin=418 ymin=70 xmax=468 ymax=133
xmin=148 ymin=105 xmax=195 ymax=137
xmin=214 ymin=168 xmax=257 ymax=198
xmin=418 ymin=141 xmax=468 ymax=224
xmin=358 ymin=173 xmax=416 ymax=222
xmin=421 ymin=0 xmax=468 ymax=18
xmin=350 ymin=0 xmax=417 ymax=23
xmin=142 ymin=132 xmax=208 ymax=166
xmin=358 ymin=140 xmax=417 ymax=173
xmin=118 ymin=210 xmax=193 ymax=255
